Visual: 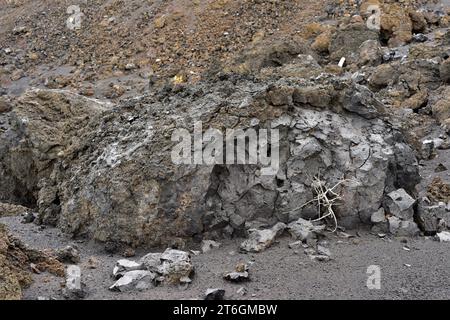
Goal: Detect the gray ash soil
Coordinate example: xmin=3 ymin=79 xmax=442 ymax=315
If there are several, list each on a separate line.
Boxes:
xmin=1 ymin=215 xmax=450 ymax=300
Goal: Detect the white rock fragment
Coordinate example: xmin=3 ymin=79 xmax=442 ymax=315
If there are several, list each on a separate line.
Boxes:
xmin=109 ymin=270 xmax=155 ymax=292
xmin=385 ymin=189 xmax=415 ymax=220
xmin=237 ymin=287 xmax=247 ymax=296
xmin=240 ymin=222 xmax=286 ymax=253
xmin=66 ymin=265 xmax=81 ymax=292
xmin=112 ymin=259 xmax=144 ymax=279
xmin=437 ymin=231 xmax=450 ymax=242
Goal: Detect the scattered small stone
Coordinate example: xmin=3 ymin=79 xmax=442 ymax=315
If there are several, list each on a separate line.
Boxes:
xmin=190 ymin=250 xmax=201 ymax=256
xmin=435 ymin=163 xmax=447 ymax=172
xmin=180 ymin=276 xmax=192 ymax=284
xmin=422 ymin=140 xmax=436 ymax=160
xmin=309 ymin=254 xmax=331 ymax=262
xmin=412 ymin=33 xmax=428 ymax=43
xmin=201 ymin=240 xmax=221 ymax=253
xmin=404 ymin=264 xmax=411 ymax=268
xmin=56 ymin=246 xmax=80 ymax=264
xmin=317 ymin=245 xmax=331 ymax=257
xmin=417 ymin=200 xmax=447 ymax=234
xmin=86 ymin=257 xmax=99 ymax=269
xmin=125 ymin=63 xmax=136 ymax=70
xmin=139 ymin=252 xmax=162 ymax=272
xmin=304 ymin=243 xmax=331 ymax=262
xmin=63 ymin=265 xmax=85 ymax=299
xmin=169 ymin=238 xmax=186 ymax=250
xmin=338 ymin=57 xmax=346 ymax=68
xmin=240 ymin=222 xmax=286 ymax=253
xmin=37 ymin=296 xmax=50 ymax=300
xmin=399 ymin=288 xmax=409 ymax=294
xmin=158 ymin=249 xmax=194 ymax=284
xmin=30 ymin=263 xmax=41 ymax=274
xmin=122 ymin=248 xmax=136 ymax=258
xmin=287 ymin=218 xmax=325 ymax=241
xmin=437 ymin=231 xmax=450 ymax=242
xmin=224 ymin=271 xmax=249 ymax=282
xmin=21 ymin=212 xmax=35 ymax=224
xmin=13 ymin=26 xmax=28 ymax=34
xmin=237 ymin=287 xmax=247 ymax=296
xmin=288 ymin=240 xmax=303 ymax=249
xmin=235 ymin=262 xmax=248 ymax=273
xmin=109 ymin=270 xmax=155 ymax=292
xmin=388 ymin=216 xmax=420 ymax=237
xmin=224 ymin=263 xmax=250 ymax=282
xmin=337 ymin=231 xmax=354 ymax=239
xmin=382 ymin=50 xmax=396 ymax=62
xmin=403 ymin=246 xmax=410 ymax=251
xmin=204 ymin=288 xmax=225 ymax=300
xmin=104 ymin=241 xmax=119 ymax=254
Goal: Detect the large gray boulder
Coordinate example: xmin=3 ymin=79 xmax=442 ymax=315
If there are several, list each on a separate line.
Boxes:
xmin=0 ymin=76 xmax=420 ymax=246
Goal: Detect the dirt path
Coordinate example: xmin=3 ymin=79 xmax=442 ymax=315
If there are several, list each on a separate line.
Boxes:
xmin=1 ymin=215 xmax=449 ymax=300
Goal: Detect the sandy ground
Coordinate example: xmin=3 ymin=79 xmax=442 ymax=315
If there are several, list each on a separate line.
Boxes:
xmin=1 ymin=215 xmax=449 ymax=300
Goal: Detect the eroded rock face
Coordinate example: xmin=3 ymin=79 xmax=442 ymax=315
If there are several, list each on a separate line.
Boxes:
xmin=0 ymin=89 xmax=111 ymax=213
xmin=0 ymin=76 xmax=420 ymax=246
xmin=0 ymin=224 xmax=64 ymax=300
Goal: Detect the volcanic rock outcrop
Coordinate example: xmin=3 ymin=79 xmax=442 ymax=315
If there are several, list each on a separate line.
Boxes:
xmin=0 ymin=72 xmax=420 ymax=246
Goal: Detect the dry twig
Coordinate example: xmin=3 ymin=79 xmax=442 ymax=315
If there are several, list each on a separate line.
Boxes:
xmin=297 ymin=174 xmax=350 ymax=232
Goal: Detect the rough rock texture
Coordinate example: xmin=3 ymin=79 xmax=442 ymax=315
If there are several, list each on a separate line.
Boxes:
xmin=0 ymin=72 xmax=421 ymax=246
xmin=0 ymin=224 xmax=32 ymax=300
xmin=417 ymin=200 xmax=448 ymax=234
xmin=384 ymin=188 xmax=416 ymax=220
xmin=110 ymin=270 xmax=155 ymax=292
xmin=111 ymin=248 xmax=193 ymax=290
xmin=427 ymin=177 xmax=450 ymax=203
xmin=0 ymin=202 xmax=29 ymax=218
xmin=430 ymin=86 xmax=450 ymax=131
xmin=240 ymin=222 xmax=286 ymax=253
xmin=0 ymin=89 xmax=111 ymax=213
xmin=329 ymin=23 xmax=379 ymax=63
xmin=0 ymin=224 xmax=64 ymax=300
xmin=388 ymin=216 xmax=420 ymax=237
xmin=4 ymin=0 xmax=445 ymax=246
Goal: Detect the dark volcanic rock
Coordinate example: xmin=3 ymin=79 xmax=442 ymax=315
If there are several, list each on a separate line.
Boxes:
xmin=0 ymin=76 xmax=421 ymax=246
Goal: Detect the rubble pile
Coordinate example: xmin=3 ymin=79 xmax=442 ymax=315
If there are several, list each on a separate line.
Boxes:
xmin=109 ymin=249 xmax=194 ymax=292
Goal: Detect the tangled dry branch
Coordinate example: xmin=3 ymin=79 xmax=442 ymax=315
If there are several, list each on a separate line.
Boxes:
xmin=298 ymin=175 xmax=350 ymax=232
